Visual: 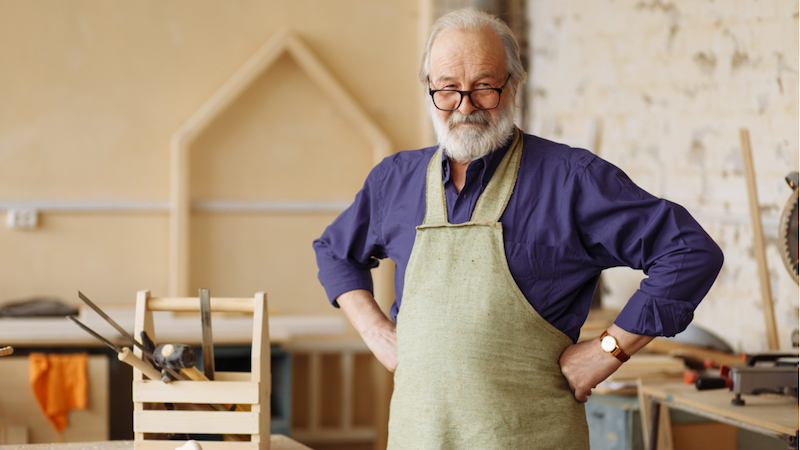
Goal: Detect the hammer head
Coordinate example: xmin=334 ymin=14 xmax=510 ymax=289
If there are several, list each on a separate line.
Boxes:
xmin=154 ymin=343 xmax=198 ymax=370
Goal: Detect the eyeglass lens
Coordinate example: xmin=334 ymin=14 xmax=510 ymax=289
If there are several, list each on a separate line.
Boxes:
xmin=433 ymin=89 xmax=500 ymax=111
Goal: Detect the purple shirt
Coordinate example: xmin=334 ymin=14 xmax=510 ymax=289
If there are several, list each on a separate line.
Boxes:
xmin=313 ymin=132 xmax=723 ymax=342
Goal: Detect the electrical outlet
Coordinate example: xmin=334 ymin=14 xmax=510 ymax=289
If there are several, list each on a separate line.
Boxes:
xmin=7 ymin=208 xmax=38 ymax=230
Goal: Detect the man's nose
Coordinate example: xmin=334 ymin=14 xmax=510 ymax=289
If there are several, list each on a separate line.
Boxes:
xmin=457 ymin=93 xmax=478 ymax=114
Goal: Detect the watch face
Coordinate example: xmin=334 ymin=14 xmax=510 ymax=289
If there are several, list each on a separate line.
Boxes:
xmin=601 ymin=335 xmax=616 ymax=352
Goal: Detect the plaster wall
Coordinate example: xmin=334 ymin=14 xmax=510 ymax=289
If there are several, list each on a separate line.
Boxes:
xmin=527 ymin=0 xmax=799 ymax=352
xmin=0 ymin=1 xmax=426 ymax=316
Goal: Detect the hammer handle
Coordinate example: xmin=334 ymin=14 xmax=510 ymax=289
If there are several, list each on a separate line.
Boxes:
xmin=119 ymin=347 xmax=162 ymax=380
xmin=179 ymin=366 xmax=208 ymax=381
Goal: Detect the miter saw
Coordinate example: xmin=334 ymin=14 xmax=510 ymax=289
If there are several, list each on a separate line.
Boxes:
xmin=726 ymin=172 xmax=800 ymax=406
xmin=780 ymin=171 xmax=798 ymax=284
xmin=694 ymin=172 xmax=799 ymax=407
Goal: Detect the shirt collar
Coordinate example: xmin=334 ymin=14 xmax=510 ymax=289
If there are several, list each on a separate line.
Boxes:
xmin=440 ymin=139 xmax=513 ymax=187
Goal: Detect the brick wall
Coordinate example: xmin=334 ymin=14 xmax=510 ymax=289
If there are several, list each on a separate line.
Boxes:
xmin=527 ymin=0 xmax=799 ymax=352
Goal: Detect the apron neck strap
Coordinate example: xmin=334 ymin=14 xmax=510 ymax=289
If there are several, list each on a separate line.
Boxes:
xmin=423 ymin=127 xmax=523 ymax=225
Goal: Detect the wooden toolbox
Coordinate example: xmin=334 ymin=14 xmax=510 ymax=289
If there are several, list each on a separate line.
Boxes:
xmin=132 ymin=290 xmax=271 ymax=450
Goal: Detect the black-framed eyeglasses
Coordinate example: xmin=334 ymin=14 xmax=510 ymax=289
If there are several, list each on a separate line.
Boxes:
xmin=428 ymin=74 xmax=512 ymax=111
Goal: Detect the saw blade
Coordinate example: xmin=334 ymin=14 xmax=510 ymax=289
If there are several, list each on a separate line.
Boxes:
xmin=779 ymin=172 xmax=799 ymax=284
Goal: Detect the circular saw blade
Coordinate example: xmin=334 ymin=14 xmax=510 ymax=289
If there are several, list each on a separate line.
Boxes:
xmin=779 ymin=174 xmax=799 ymax=284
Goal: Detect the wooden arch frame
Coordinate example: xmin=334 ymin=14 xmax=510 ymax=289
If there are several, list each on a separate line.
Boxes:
xmin=169 ymin=28 xmax=393 ymax=296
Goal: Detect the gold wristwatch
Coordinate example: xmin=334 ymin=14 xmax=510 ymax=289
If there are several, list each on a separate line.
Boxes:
xmin=600 ymin=330 xmax=630 ymax=362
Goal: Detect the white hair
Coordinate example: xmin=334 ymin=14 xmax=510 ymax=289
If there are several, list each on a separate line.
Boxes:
xmin=419 ymin=8 xmax=527 ymax=88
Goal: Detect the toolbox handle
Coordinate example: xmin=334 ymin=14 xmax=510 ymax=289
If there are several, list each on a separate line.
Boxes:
xmin=147 ymin=297 xmax=257 ymax=313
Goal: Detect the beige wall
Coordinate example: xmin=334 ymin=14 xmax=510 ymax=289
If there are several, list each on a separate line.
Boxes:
xmin=0 ymin=1 xmax=427 ymax=315
xmin=3 ymin=0 xmax=797 ymax=352
xmin=527 ymin=0 xmax=799 ymax=352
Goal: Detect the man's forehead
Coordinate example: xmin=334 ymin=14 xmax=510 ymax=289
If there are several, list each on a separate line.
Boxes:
xmin=429 ymin=27 xmax=505 ymax=79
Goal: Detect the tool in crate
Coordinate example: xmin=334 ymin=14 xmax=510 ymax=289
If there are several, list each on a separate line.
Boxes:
xmin=68 ymin=291 xmax=188 ymax=382
xmin=70 ymin=290 xmax=247 ymax=417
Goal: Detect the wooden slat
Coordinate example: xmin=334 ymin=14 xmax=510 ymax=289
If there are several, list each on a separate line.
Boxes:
xmin=309 ymin=352 xmax=321 ymax=433
xmin=604 ymin=354 xmax=685 ymax=381
xmin=216 ymin=371 xmax=253 ymax=381
xmin=133 ymin=290 xmax=153 ymax=443
xmin=638 ymin=380 xmax=653 ymax=447
xmin=341 ymin=351 xmax=354 ymax=430
xmin=134 ymin=411 xmax=259 ymax=434
xmin=136 ymin=441 xmax=259 ymax=450
xmin=739 ymin=128 xmax=780 ymax=350
xmin=657 ymin=404 xmax=674 ymax=450
xmin=147 ymin=297 xmax=255 ymax=313
xmin=133 ymin=380 xmax=260 ymax=404
xmin=135 ymin=435 xmax=313 ymax=450
xmin=646 ymin=338 xmax=743 ymax=366
xmin=251 ymin=292 xmax=271 ymax=444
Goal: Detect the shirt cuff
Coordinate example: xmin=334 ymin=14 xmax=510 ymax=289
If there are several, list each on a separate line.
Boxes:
xmin=614 ymin=289 xmax=695 ymax=337
xmin=320 ymin=269 xmax=374 ymax=309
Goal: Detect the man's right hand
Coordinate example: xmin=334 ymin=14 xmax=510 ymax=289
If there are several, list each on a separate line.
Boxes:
xmin=337 ymin=289 xmax=398 ymax=372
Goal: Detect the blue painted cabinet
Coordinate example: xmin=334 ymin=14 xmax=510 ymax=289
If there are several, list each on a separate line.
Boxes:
xmin=585 ymin=393 xmax=644 ymax=450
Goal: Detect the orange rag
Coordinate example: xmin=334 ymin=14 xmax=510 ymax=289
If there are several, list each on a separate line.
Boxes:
xmin=29 ymin=353 xmax=88 ymax=435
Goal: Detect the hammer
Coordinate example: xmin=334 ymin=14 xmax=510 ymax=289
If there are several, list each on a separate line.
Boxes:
xmin=155 ymin=343 xmax=246 ymax=414
xmin=153 ymin=344 xmax=208 ymax=381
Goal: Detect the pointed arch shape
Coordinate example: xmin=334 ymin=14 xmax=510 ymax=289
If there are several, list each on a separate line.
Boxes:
xmin=169 ymin=28 xmax=392 ymax=296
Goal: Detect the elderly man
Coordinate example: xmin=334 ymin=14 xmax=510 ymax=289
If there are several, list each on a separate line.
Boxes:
xmin=313 ymin=8 xmax=723 ymax=449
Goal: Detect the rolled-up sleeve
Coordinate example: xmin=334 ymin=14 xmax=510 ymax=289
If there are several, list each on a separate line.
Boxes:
xmin=313 ymin=164 xmax=387 ymax=308
xmin=575 ymin=158 xmax=724 ymax=337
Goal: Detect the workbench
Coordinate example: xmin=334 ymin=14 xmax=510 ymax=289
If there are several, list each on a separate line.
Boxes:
xmin=638 ymin=380 xmax=799 ymax=449
xmin=0 ymin=435 xmax=312 ymax=449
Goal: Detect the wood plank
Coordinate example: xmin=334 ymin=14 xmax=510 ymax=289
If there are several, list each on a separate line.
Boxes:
xmin=147 ymin=297 xmax=255 ymax=313
xmin=646 ymin=338 xmax=743 ymax=366
xmin=251 ymin=292 xmax=271 ymax=448
xmin=136 ymin=442 xmax=259 ymax=450
xmin=657 ymin=403 xmax=674 ymax=450
xmin=605 ymin=354 xmax=685 ymax=381
xmin=639 ymin=381 xmax=798 ymax=436
xmin=133 ymin=411 xmax=259 ymax=435
xmin=638 ymin=382 xmax=653 ymax=446
xmin=133 ymin=380 xmax=260 ymax=404
xmin=739 ymin=128 xmax=780 ymax=350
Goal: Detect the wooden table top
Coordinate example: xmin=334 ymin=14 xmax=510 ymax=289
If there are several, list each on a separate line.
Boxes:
xmin=639 ymin=380 xmax=798 ymax=436
xmin=0 ymin=436 xmax=312 ymax=450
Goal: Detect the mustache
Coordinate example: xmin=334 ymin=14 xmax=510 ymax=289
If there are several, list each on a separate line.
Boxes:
xmin=448 ymin=110 xmax=491 ymax=127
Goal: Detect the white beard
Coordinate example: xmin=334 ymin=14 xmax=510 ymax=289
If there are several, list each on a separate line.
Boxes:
xmin=428 ymin=97 xmax=516 ymax=163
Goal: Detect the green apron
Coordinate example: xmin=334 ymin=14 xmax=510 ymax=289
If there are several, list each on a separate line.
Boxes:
xmin=387 ymin=128 xmax=590 ymax=449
